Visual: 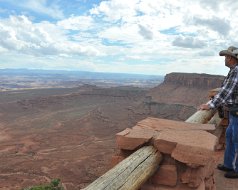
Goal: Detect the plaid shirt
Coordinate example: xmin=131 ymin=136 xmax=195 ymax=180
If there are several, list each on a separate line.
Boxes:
xmin=209 ymin=65 xmax=238 ymax=108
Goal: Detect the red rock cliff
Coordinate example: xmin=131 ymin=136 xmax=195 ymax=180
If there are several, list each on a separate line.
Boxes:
xmin=163 ymin=72 xmax=224 ymax=89
xmin=148 ymin=72 xmax=225 ymax=107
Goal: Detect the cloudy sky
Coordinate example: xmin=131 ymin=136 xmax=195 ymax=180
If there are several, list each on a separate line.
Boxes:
xmin=0 ymin=0 xmax=237 ymax=76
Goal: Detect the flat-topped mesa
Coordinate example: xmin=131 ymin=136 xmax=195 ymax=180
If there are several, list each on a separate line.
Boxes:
xmin=163 ymin=72 xmax=224 ymax=89
xmin=148 ymin=73 xmax=225 ymax=107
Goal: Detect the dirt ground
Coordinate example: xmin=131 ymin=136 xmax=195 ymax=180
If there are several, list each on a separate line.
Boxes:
xmin=1 ymin=87 xmax=234 ymax=190
xmin=0 ymin=87 xmax=151 ymax=189
xmin=214 ymin=150 xmax=238 ymax=190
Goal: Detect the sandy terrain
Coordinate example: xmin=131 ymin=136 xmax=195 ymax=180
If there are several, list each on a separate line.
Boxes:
xmin=0 ymin=86 xmax=151 ymax=189
xmin=1 ymin=84 xmax=232 ymax=190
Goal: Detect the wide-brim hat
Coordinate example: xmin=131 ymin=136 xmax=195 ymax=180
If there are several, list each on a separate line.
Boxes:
xmin=219 ymin=46 xmax=238 ymax=60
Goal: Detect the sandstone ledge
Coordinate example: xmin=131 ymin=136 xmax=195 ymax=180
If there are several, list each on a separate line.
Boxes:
xmin=114 ymin=117 xmax=218 ymax=190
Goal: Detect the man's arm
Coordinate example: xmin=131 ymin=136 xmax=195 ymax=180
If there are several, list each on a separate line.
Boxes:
xmin=208 ymin=69 xmax=238 ymax=108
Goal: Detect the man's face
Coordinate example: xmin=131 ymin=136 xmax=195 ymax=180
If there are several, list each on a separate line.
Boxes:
xmin=225 ymin=55 xmax=232 ymax=68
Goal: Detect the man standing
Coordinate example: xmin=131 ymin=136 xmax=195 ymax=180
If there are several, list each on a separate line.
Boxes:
xmin=200 ymin=46 xmax=238 ymax=178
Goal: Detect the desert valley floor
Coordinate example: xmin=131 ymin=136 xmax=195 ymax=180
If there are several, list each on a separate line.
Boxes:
xmin=1 ymin=73 xmax=238 ymax=189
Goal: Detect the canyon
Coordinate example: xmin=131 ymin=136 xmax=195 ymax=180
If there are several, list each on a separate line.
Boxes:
xmin=0 ymin=72 xmax=225 ymax=189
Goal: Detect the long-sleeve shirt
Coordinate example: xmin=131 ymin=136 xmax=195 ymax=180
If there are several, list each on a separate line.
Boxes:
xmin=208 ymin=65 xmax=238 ymax=109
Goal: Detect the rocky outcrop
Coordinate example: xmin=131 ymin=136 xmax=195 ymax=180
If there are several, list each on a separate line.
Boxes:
xmin=163 ymin=72 xmax=224 ymax=89
xmin=148 ymin=72 xmax=225 ymax=107
xmin=114 ymin=117 xmax=218 ymax=190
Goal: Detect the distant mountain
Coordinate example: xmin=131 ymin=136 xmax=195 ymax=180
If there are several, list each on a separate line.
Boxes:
xmin=0 ymin=69 xmax=164 ymax=90
xmin=0 ymin=68 xmax=164 ymax=80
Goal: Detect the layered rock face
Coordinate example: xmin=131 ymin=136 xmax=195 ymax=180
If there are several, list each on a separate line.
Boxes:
xmin=113 ymin=117 xmax=218 ymax=190
xmin=163 ymin=73 xmax=224 ymax=89
xmin=148 ymin=73 xmax=225 ymax=107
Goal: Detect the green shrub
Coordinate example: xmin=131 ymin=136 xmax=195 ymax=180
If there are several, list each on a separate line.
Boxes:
xmin=23 ymin=179 xmax=64 ymax=190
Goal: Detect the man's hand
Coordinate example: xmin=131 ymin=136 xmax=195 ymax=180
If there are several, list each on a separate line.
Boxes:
xmin=199 ymin=104 xmax=210 ymax=110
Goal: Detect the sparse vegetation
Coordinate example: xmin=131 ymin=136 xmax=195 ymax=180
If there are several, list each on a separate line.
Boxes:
xmin=23 ymin=179 xmax=64 ymax=190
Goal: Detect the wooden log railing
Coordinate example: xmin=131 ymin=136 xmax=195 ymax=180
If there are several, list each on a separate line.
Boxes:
xmin=82 ymin=146 xmax=162 ymax=190
xmin=185 ymin=109 xmax=215 ymax=124
xmin=83 ymin=108 xmax=220 ymax=190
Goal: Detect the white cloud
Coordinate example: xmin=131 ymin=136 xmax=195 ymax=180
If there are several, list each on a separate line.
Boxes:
xmin=2 ymin=0 xmax=64 ymax=19
xmin=57 ymin=16 xmax=94 ymax=30
xmin=0 ymin=15 xmax=101 ymax=57
xmin=193 ymin=16 xmax=231 ymax=36
xmin=173 ymin=36 xmax=206 ymax=48
xmin=24 ymin=0 xmax=64 ymax=19
xmin=1 ymin=0 xmax=238 ymax=75
xmin=90 ymin=0 xmax=138 ymax=22
xmin=138 ymin=24 xmax=153 ymax=40
xmin=98 ymin=24 xmax=141 ymax=44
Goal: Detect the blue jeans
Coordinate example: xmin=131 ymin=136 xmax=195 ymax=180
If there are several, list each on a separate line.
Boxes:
xmin=224 ymin=113 xmax=238 ymax=172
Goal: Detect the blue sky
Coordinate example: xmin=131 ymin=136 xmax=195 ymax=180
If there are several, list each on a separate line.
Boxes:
xmin=0 ymin=0 xmax=238 ymax=75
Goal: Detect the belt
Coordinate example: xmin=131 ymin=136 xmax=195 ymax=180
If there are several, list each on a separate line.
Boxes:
xmin=226 ymin=104 xmax=236 ymax=107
